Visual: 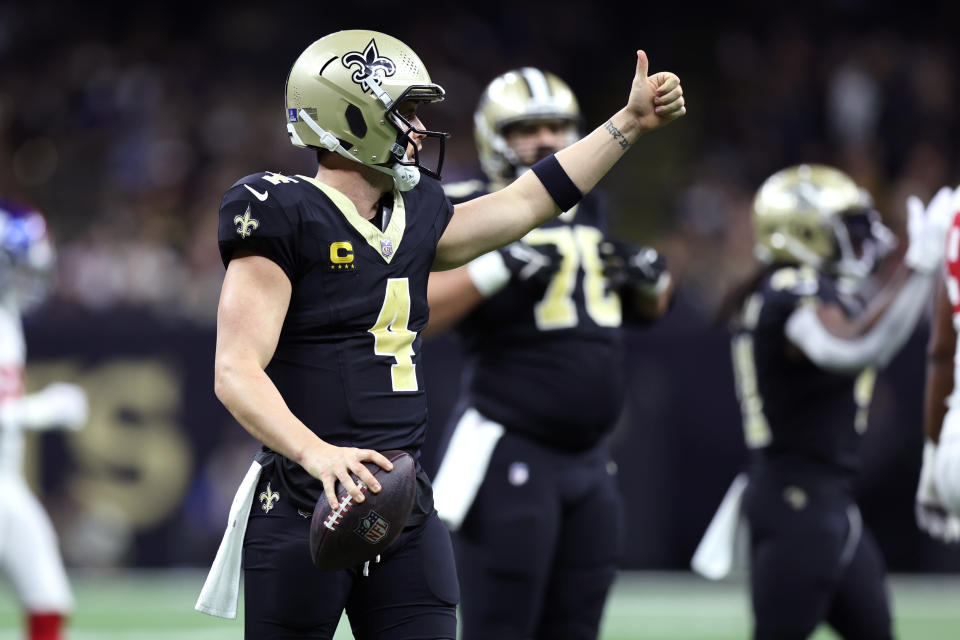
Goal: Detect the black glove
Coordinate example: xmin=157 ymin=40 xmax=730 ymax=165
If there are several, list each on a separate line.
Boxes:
xmin=599 ymin=240 xmax=667 ymax=292
xmin=498 ymin=241 xmax=561 ymax=292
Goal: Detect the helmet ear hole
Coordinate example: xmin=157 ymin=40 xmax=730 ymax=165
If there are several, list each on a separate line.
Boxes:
xmin=345 ymin=104 xmax=367 ymax=138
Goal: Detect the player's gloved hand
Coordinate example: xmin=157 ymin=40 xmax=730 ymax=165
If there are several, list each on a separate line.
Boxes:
xmin=916 ymin=440 xmax=960 ymax=543
xmin=39 ymin=382 xmax=89 ymax=431
xmin=0 ymin=382 xmax=89 ymax=431
xmin=600 ymin=240 xmax=669 ymax=294
xmin=498 ymin=241 xmax=561 ymax=292
xmin=904 ymin=186 xmax=958 ymax=274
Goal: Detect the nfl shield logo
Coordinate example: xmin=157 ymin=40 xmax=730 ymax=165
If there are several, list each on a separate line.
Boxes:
xmin=380 ymin=238 xmax=393 ymax=257
xmin=355 ymin=510 xmax=390 ymax=544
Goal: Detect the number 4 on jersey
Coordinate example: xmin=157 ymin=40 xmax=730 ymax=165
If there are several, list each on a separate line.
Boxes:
xmin=369 ymin=278 xmax=418 ymax=392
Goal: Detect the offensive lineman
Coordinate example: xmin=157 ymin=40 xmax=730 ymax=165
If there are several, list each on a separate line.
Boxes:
xmin=710 ymin=165 xmax=951 ymax=639
xmin=196 ymin=30 xmax=686 ymax=638
xmin=427 ymin=68 xmax=672 ymax=640
xmin=0 ymin=198 xmax=89 ymax=640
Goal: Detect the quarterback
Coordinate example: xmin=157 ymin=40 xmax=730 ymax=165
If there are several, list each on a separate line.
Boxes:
xmin=703 ymin=165 xmax=950 ymax=640
xmin=196 ymin=29 xmax=685 ymax=638
xmin=0 ymin=198 xmax=89 ymax=640
xmin=428 ymin=67 xmax=672 ymax=640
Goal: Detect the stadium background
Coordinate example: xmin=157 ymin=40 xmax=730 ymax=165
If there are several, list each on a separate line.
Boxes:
xmin=1 ymin=0 xmax=959 ymax=636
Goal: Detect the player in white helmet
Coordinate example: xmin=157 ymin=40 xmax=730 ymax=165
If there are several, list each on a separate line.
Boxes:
xmin=0 ymin=197 xmax=89 ymax=640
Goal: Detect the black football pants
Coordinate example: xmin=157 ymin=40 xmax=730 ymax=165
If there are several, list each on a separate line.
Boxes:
xmin=242 ymin=477 xmax=459 ymax=639
xmin=744 ymin=478 xmax=893 ymax=640
xmin=454 ymin=432 xmax=624 ymax=640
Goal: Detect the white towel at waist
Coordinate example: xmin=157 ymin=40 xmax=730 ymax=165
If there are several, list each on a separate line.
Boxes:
xmin=432 ymin=407 xmax=505 ymax=531
xmin=691 ymin=473 xmax=749 ymax=581
xmin=195 ymin=459 xmax=263 ymax=618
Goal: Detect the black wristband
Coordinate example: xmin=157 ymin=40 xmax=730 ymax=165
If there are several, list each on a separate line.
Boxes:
xmin=530 ymin=154 xmax=583 ymax=212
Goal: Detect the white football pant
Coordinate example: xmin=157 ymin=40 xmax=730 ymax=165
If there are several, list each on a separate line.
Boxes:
xmin=937 ymin=408 xmax=960 ymax=517
xmin=0 ymin=477 xmax=74 ymax=612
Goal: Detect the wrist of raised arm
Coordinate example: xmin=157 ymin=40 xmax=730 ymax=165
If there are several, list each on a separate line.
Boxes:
xmin=609 ymin=108 xmax=645 ymax=144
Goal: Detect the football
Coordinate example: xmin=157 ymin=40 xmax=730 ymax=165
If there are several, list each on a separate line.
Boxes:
xmin=309 ymin=449 xmax=417 ymax=571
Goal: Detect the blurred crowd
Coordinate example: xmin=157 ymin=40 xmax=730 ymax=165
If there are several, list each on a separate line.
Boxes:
xmin=0 ymin=2 xmax=958 ymax=324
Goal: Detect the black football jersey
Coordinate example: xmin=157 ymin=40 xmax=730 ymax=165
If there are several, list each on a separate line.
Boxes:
xmin=446 ymin=181 xmax=626 ymax=451
xmin=731 ymin=265 xmax=875 ymax=483
xmin=218 ymin=170 xmax=454 ymax=512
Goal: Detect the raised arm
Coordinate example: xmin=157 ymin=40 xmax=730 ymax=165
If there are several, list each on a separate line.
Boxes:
xmin=215 ymin=252 xmax=391 ymax=508
xmin=433 ymin=50 xmax=685 ymax=270
xmin=784 ymin=188 xmax=956 ymax=374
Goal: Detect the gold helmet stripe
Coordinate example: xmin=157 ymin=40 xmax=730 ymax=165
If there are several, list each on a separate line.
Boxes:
xmin=519 ymin=67 xmax=552 ymax=100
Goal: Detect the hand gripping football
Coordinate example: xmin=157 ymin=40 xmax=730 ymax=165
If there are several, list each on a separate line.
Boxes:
xmin=310 ymin=450 xmax=416 ymax=571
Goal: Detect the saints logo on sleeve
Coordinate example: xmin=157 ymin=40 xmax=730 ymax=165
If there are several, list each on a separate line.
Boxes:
xmin=233 ymin=205 xmax=260 ymax=239
xmin=217 ymin=173 xmax=299 ymax=281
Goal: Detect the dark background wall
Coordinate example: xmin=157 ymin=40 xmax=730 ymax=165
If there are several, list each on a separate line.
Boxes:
xmin=23 ymin=301 xmax=957 ymax=572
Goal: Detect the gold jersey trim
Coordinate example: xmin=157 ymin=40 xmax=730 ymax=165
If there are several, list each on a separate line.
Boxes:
xmin=297 ymin=175 xmax=406 ymax=264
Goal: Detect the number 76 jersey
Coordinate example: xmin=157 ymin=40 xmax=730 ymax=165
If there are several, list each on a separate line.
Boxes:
xmin=217 ymin=171 xmax=454 ymax=454
xmin=448 ymin=183 xmax=627 ymax=450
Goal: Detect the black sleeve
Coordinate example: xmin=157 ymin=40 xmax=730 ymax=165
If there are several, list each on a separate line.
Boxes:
xmin=755 ymin=267 xmax=822 ymax=333
xmin=422 ymin=177 xmax=456 ymax=243
xmin=217 ymin=182 xmax=298 ymax=281
xmin=434 ymin=194 xmax=455 ymax=242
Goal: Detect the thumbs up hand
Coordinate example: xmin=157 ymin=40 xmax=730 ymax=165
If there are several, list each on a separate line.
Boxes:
xmin=626 ymin=50 xmax=686 ymax=134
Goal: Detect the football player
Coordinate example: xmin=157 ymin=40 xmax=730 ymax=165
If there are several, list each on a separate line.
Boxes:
xmin=427 ymin=68 xmax=673 ymax=640
xmin=707 ymin=165 xmax=952 ymax=640
xmin=917 ymin=187 xmax=960 ymax=542
xmin=196 ymin=30 xmax=685 ymax=639
xmin=0 ymin=198 xmax=89 ymax=640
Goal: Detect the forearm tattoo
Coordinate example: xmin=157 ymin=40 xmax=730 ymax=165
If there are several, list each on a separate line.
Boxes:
xmin=604 ymin=119 xmax=630 ymax=149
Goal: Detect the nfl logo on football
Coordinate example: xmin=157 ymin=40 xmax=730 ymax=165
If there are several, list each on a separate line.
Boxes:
xmin=355 ymin=511 xmax=390 ymax=544
xmin=380 ymin=238 xmax=393 ymax=257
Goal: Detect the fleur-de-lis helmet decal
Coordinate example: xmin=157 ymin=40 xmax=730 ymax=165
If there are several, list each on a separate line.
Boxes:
xmin=284 ymin=30 xmax=450 ymax=188
xmin=342 ymin=39 xmax=396 ymax=92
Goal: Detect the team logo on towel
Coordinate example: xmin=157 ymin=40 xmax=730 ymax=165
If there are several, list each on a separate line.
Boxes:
xmin=259 ymin=483 xmax=280 ymax=514
xmin=354 ymin=510 xmax=390 ymax=544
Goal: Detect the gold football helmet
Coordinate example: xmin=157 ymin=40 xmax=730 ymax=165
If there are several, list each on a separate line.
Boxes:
xmin=285 ymin=30 xmax=447 ymax=190
xmin=752 ymin=164 xmax=895 ymax=281
xmin=474 ymin=68 xmax=580 ymax=180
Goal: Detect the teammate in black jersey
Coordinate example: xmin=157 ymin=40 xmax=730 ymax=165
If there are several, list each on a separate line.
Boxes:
xmin=703 ymin=165 xmax=951 ymax=640
xmin=427 ymin=68 xmax=673 ymax=640
xmin=195 ymin=30 xmax=686 ymax=639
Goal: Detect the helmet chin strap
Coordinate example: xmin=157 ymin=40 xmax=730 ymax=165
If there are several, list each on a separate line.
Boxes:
xmin=292 ymin=109 xmax=420 ymax=192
